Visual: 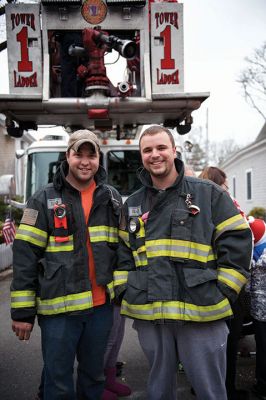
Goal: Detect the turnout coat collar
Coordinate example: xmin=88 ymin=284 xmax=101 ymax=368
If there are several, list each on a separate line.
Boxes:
xmin=137 ymin=158 xmax=185 ymax=192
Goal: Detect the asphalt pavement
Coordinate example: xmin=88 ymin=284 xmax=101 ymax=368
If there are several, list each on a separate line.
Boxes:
xmin=0 ymin=268 xmax=259 ymax=400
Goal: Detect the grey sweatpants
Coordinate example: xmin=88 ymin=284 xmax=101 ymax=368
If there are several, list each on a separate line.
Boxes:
xmin=133 ymin=319 xmax=229 ymax=400
xmin=104 ymin=305 xmax=126 ymax=369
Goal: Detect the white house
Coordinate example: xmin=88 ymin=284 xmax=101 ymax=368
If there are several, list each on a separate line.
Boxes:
xmin=221 ymin=123 xmax=266 ymax=216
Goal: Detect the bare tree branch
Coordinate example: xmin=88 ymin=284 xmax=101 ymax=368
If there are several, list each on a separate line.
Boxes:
xmin=237 ymin=42 xmax=266 ymax=120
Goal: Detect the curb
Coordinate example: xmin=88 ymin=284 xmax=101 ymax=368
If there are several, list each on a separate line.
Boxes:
xmin=0 ymin=267 xmax=13 ymax=281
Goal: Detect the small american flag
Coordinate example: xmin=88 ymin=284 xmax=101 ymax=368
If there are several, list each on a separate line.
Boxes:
xmin=2 ymin=217 xmax=16 ymax=245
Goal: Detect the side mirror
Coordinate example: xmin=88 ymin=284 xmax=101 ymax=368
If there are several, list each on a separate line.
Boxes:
xmin=7 ymin=126 xmax=24 ymax=138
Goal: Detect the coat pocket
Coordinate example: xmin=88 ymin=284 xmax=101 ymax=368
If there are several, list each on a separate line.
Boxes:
xmin=182 ymin=267 xmax=223 ymax=306
xmin=124 ymin=270 xmax=148 ymax=305
xmin=171 ymin=209 xmax=192 ymax=241
xmin=170 ymin=209 xmax=193 ymax=262
xmin=38 ymin=259 xmax=64 ymax=300
xmin=183 ymin=267 xmax=217 ymax=287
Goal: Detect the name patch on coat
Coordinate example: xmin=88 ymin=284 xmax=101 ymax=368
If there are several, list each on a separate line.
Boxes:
xmin=47 ymin=198 xmax=62 ymax=209
xmin=129 ymin=206 xmax=142 ymax=217
xmin=20 ymin=208 xmax=39 ymax=226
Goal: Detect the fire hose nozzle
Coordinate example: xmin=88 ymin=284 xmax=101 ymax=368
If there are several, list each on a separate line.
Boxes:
xmin=117 ymin=81 xmax=132 ymax=96
xmin=94 ymin=32 xmax=137 ymax=60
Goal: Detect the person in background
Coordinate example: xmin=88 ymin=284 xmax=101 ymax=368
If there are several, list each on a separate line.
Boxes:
xmin=199 ymin=166 xmax=245 ymax=218
xmin=11 ymin=130 xmax=122 ymax=400
xmin=102 ymin=306 xmax=131 ymax=400
xmin=199 ymin=166 xmax=227 ymax=187
xmin=199 ymin=166 xmax=250 ymax=400
xmin=184 ymin=164 xmax=197 ymax=177
xmin=114 ymin=126 xmax=252 ymax=400
xmin=248 ymin=217 xmax=266 ymax=400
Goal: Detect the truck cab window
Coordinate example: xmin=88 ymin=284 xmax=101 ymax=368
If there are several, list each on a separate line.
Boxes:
xmin=107 ymin=150 xmax=142 ymax=196
xmin=26 ymin=152 xmax=65 ymax=199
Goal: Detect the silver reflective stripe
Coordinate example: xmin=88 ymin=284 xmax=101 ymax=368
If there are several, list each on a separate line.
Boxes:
xmin=16 ymin=224 xmax=47 ymax=248
xmin=218 ymin=268 xmax=247 ymax=293
xmin=146 ymin=239 xmax=215 ymax=262
xmin=37 ymin=291 xmax=93 ymax=315
xmin=215 ymin=214 xmax=248 ymax=241
xmin=11 ymin=290 xmax=36 ymax=308
xmin=114 ymin=271 xmax=128 ymax=286
xmin=46 ymin=235 xmax=74 ymax=252
xmin=121 ymin=298 xmax=232 ymax=322
xmin=133 ymin=250 xmax=148 ymax=267
xmin=89 ymin=226 xmax=118 ymax=243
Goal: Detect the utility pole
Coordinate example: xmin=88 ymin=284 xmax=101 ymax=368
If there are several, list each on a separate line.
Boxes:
xmin=205 ymin=108 xmax=209 ymax=166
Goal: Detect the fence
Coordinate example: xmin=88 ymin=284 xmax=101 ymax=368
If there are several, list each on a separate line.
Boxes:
xmin=0 ymin=243 xmax=13 ymax=271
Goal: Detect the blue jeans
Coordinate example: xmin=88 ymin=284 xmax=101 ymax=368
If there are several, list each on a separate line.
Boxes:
xmin=38 ymin=303 xmax=113 ymax=400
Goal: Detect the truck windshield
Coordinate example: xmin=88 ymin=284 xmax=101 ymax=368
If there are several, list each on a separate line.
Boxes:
xmin=26 ymin=151 xmax=65 ymax=200
xmin=106 ymin=150 xmax=142 ymax=196
xmin=26 ymin=149 xmax=142 ymax=200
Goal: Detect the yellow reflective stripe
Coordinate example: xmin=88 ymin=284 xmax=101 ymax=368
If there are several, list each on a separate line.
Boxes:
xmin=46 ymin=235 xmax=74 ymax=252
xmin=37 ymin=291 xmax=93 ymax=315
xmin=218 ymin=268 xmax=247 ymax=293
xmin=119 ymin=229 xmax=130 ymax=247
xmin=15 ymin=224 xmax=47 ymax=248
xmin=137 ymin=245 xmax=146 ymax=253
xmin=89 ymin=226 xmax=118 ymax=243
xmin=114 ymin=270 xmax=128 ymax=286
xmin=136 ymin=218 xmax=145 ymax=239
xmin=107 ymin=281 xmax=115 ymax=300
xmin=145 ymin=239 xmax=215 ymax=263
xmin=215 ymin=214 xmax=249 ymax=240
xmin=219 ymin=267 xmax=247 ymax=284
xmin=132 ymin=250 xmax=148 ymax=267
xmin=121 ymin=298 xmax=232 ymax=322
xmin=11 ymin=290 xmax=36 ymax=308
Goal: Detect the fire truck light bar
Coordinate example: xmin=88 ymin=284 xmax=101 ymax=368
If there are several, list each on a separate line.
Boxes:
xmin=41 ymin=0 xmax=82 ymax=5
xmin=106 ymin=0 xmax=146 ymax=6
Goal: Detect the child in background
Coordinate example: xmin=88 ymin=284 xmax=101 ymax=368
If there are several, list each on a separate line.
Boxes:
xmin=248 ymin=217 xmax=266 ymax=400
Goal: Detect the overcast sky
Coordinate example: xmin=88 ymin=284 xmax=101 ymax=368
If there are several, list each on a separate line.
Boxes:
xmin=0 ymin=0 xmax=265 ymax=146
xmin=181 ymin=0 xmax=266 ymax=145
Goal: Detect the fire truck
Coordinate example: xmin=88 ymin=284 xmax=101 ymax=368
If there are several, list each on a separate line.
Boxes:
xmin=13 ymin=127 xmax=184 ymax=207
xmin=0 ymin=0 xmax=208 ymax=139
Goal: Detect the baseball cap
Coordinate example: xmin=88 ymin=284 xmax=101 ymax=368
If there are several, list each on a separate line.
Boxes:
xmin=67 ymin=129 xmax=100 ymax=153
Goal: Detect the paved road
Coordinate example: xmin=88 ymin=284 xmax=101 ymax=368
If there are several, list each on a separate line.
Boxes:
xmin=0 ymin=270 xmax=259 ymax=400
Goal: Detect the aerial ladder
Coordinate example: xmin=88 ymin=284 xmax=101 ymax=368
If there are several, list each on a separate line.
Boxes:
xmin=0 ymin=0 xmax=209 ymax=140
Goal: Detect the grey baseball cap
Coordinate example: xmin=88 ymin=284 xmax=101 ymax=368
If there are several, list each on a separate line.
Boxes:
xmin=67 ymin=129 xmax=100 ymax=153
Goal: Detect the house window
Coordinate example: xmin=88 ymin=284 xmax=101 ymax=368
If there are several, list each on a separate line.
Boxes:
xmin=232 ymin=176 xmax=236 ymax=198
xmin=246 ymin=170 xmax=252 ymax=200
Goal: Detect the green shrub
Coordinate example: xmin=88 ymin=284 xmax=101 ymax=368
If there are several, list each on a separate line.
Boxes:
xmin=0 ymin=197 xmax=23 ymax=225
